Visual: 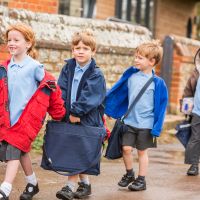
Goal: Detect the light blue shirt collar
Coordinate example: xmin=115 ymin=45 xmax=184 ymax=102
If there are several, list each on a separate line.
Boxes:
xmin=75 ymin=60 xmax=91 ymax=72
xmin=10 ymin=55 xmax=30 ymax=68
xmin=137 ymin=70 xmax=153 ymax=78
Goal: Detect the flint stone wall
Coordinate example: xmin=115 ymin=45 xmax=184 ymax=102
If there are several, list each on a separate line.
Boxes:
xmin=0 ymin=6 xmax=152 ymax=87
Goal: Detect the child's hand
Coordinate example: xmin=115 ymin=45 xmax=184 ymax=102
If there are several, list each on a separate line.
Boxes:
xmin=69 ymin=115 xmax=80 ymax=123
xmin=105 ymin=114 xmax=112 ymax=120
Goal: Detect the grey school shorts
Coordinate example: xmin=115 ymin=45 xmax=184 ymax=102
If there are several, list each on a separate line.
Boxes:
xmin=122 ymin=125 xmax=157 ymax=150
xmin=0 ymin=141 xmax=25 ymax=162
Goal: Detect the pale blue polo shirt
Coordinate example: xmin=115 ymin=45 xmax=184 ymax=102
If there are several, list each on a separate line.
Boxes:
xmin=123 ymin=71 xmax=155 ymax=129
xmin=70 ymin=60 xmax=91 ymax=105
xmin=192 ymin=76 xmax=200 ymax=116
xmin=8 ymin=55 xmax=45 ymax=126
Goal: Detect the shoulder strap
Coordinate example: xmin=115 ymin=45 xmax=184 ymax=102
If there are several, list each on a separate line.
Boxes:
xmin=122 ymin=76 xmax=154 ymax=121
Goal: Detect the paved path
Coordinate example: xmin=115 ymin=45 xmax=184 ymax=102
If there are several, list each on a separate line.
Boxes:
xmin=1 ymin=142 xmax=200 ymax=200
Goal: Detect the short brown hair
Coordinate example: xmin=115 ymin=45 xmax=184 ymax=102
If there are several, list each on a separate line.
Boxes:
xmin=71 ymin=29 xmax=96 ymax=51
xmin=136 ymin=40 xmax=163 ymax=66
xmin=5 ymin=23 xmax=37 ymax=59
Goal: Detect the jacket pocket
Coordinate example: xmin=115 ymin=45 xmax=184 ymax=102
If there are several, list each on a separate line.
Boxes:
xmin=34 ymin=95 xmax=49 ymax=119
xmin=28 ymin=94 xmax=49 ymax=131
xmin=26 ymin=123 xmax=39 ymax=142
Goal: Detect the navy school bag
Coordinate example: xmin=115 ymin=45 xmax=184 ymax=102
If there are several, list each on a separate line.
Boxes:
xmin=175 ymin=120 xmax=191 ymax=148
xmin=105 ymin=77 xmax=154 ymax=159
xmin=41 ymin=120 xmax=106 ymax=176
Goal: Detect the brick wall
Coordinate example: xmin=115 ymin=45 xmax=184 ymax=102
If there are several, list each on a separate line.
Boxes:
xmin=0 ymin=44 xmax=10 ymax=63
xmin=8 ymin=0 xmax=58 ymax=13
xmin=154 ymin=0 xmax=197 ymax=40
xmin=168 ymin=35 xmax=200 ymax=113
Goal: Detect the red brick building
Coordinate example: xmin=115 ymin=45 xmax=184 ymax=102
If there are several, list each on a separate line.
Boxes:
xmin=1 ymin=0 xmax=199 ymax=40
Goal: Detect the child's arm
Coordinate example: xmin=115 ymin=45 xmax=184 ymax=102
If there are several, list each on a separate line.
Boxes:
xmin=47 ymin=84 xmax=66 ymax=120
xmin=182 ymin=69 xmax=198 ymax=98
xmin=151 ymin=79 xmax=168 ymax=137
xmin=70 ymin=71 xmax=106 ymax=117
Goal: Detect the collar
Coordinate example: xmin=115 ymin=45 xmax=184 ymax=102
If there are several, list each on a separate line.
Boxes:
xmin=137 ymin=70 xmax=154 ymax=77
xmin=9 ymin=55 xmax=30 ymax=68
xmin=75 ymin=60 xmax=92 ymax=73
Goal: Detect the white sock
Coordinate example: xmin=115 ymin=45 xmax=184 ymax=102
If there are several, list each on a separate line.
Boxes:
xmin=25 ymin=172 xmax=37 ymax=186
xmin=0 ymin=182 xmax=12 ymax=197
xmin=67 ymin=181 xmax=76 ymax=192
xmin=80 ymin=176 xmax=90 ymax=185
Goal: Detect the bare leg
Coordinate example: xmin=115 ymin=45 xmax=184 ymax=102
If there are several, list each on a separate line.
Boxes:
xmin=68 ymin=174 xmax=79 ymax=183
xmin=128 ymin=150 xmax=148 ymax=191
xmin=137 ymin=149 xmax=148 ymax=176
xmin=79 ymin=174 xmax=88 ymax=180
xmin=78 ymin=174 xmax=90 ymax=185
xmin=122 ymin=146 xmax=133 ymax=170
xmin=0 ymin=160 xmax=20 ymax=197
xmin=4 ymin=160 xmax=20 ymax=183
xmin=20 ymin=153 xmax=33 ymax=176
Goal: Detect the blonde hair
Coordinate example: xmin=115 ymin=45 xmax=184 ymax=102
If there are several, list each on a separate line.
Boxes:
xmin=71 ymin=29 xmax=96 ymax=51
xmin=136 ymin=40 xmax=163 ymax=66
xmin=5 ymin=23 xmax=37 ymax=59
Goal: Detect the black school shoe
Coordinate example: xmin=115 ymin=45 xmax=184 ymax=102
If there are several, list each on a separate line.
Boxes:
xmin=128 ymin=177 xmax=146 ymax=191
xmin=118 ymin=173 xmax=135 ymax=187
xmin=74 ymin=182 xmax=91 ymax=199
xmin=0 ymin=189 xmax=9 ymax=200
xmin=187 ymin=164 xmax=199 ymax=176
xmin=19 ymin=183 xmax=39 ymax=200
xmin=56 ymin=186 xmax=74 ymax=200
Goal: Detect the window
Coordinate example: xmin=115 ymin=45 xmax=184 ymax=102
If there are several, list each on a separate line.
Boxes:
xmin=82 ymin=0 xmax=96 ymax=18
xmin=58 ymin=0 xmax=96 ymax=18
xmin=115 ymin=0 xmax=154 ymax=30
xmin=0 ymin=0 xmax=9 ymax=6
xmin=59 ymin=0 xmax=70 ymax=15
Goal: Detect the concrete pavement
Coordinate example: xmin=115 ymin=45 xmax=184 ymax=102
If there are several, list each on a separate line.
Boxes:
xmin=0 ymin=142 xmax=200 ymax=200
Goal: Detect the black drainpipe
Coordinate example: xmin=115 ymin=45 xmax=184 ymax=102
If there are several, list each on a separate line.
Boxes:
xmin=160 ymin=36 xmax=174 ymax=113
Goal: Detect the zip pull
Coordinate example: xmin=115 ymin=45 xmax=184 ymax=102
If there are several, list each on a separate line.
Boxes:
xmin=4 ymin=77 xmax=8 ymax=85
xmin=5 ymin=101 xmax=9 ymax=112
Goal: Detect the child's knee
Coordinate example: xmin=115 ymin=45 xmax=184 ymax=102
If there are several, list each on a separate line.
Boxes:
xmin=137 ymin=149 xmax=148 ymax=156
xmin=122 ymin=146 xmax=132 ymax=154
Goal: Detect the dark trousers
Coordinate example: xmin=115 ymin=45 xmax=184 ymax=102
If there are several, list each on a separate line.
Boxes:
xmin=185 ymin=113 xmax=200 ymax=164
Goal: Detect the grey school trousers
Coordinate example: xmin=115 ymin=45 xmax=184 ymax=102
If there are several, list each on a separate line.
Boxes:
xmin=185 ymin=113 xmax=200 ymax=164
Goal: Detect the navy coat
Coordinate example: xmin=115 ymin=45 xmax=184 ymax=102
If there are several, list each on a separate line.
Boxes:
xmin=58 ymin=58 xmax=106 ymax=127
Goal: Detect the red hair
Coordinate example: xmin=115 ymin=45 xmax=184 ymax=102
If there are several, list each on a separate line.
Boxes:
xmin=5 ymin=23 xmax=37 ymax=59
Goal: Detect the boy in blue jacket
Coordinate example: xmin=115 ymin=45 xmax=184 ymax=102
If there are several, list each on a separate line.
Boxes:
xmin=105 ymin=40 xmax=168 ymax=191
xmin=56 ymin=30 xmax=106 ymax=200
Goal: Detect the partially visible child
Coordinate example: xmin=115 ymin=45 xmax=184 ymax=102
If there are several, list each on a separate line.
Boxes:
xmin=0 ymin=23 xmax=65 ymax=200
xmin=56 ymin=30 xmax=106 ymax=200
xmin=182 ymin=48 xmax=200 ymax=176
xmin=105 ymin=40 xmax=168 ymax=191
